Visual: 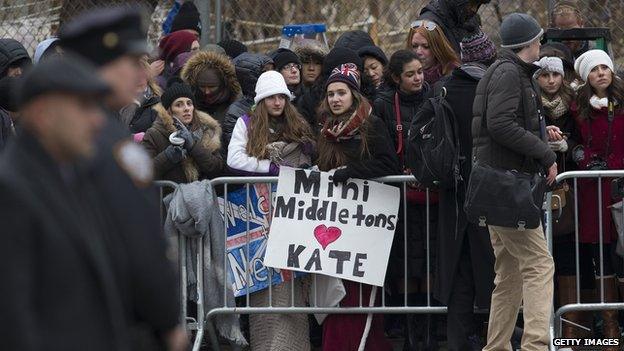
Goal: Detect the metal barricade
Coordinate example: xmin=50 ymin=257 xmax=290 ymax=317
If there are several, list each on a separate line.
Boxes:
xmin=155 ymin=180 xmax=206 ymax=351
xmin=206 ymin=175 xmax=445 ymax=350
xmin=545 ymin=170 xmax=624 ymax=350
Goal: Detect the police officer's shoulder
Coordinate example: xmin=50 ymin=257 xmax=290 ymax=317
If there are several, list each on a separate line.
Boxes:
xmin=112 ymin=138 xmax=154 ymax=188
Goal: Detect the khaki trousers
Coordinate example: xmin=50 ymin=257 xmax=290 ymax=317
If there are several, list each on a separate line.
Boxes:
xmin=483 ymin=224 xmax=554 ymax=351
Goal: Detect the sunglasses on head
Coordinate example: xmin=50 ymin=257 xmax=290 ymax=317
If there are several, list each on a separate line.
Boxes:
xmin=552 ymin=5 xmax=580 ymax=17
xmin=410 ymin=20 xmax=437 ymax=31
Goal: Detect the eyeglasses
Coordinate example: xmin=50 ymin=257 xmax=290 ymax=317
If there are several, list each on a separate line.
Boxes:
xmin=410 ymin=20 xmax=437 ymax=31
xmin=282 ymin=63 xmax=301 ymax=71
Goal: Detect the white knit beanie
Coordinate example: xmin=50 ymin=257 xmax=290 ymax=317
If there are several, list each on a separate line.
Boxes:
xmin=254 ymin=71 xmax=294 ymax=104
xmin=574 ymin=49 xmax=614 ymax=82
xmin=534 ymin=56 xmax=564 ymax=76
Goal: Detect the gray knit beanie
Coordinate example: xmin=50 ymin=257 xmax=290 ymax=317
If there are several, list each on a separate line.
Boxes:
xmin=500 ymin=13 xmax=544 ymax=49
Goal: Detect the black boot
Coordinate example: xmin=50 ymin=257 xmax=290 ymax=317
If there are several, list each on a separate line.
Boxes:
xmin=422 ymin=314 xmax=440 ymax=351
xmin=403 ymin=293 xmax=425 ymax=351
xmin=403 ymin=314 xmax=420 ymax=351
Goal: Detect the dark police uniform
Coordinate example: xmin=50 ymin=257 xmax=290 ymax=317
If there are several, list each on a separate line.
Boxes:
xmin=59 ymin=7 xmax=180 ymax=348
xmin=0 ymin=55 xmax=132 ymax=351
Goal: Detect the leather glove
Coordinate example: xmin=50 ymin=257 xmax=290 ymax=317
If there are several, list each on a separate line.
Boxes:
xmin=164 ymin=145 xmax=186 ymax=164
xmin=548 ymin=139 xmax=568 ymax=152
xmin=331 ymin=168 xmax=350 ymax=184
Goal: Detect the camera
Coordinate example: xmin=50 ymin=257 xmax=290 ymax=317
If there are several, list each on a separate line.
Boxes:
xmin=587 ymin=157 xmax=608 ymax=171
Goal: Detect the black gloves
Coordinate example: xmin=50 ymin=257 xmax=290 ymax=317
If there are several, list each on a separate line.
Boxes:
xmin=331 ymin=168 xmax=350 ymax=184
xmin=164 ymin=145 xmax=186 ymax=164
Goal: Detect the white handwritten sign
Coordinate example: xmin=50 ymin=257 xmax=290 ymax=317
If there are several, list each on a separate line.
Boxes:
xmin=264 ymin=167 xmax=400 ymax=286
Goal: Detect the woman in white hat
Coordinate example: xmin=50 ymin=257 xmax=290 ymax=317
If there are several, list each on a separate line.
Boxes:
xmin=571 ymin=49 xmax=624 ymax=348
xmin=227 ymin=70 xmax=315 ymax=175
xmin=227 ymin=70 xmax=314 ymax=351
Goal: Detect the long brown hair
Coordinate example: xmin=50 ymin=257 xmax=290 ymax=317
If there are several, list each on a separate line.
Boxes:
xmin=246 ymin=97 xmax=314 ymax=158
xmin=576 ymin=71 xmax=624 ymax=120
xmin=316 ymin=88 xmax=370 ymax=171
xmin=405 ymin=21 xmax=459 ymax=75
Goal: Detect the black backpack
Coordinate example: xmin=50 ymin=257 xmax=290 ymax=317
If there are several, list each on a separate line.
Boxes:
xmin=407 ymin=85 xmax=460 ymax=188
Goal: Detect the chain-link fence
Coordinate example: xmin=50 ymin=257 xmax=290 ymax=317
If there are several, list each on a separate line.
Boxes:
xmin=1 ymin=0 xmax=623 ymax=66
xmin=0 ymin=0 xmax=172 ymax=55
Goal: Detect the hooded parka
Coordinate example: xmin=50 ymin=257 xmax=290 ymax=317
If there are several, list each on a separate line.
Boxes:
xmin=181 ymin=51 xmax=241 ymax=123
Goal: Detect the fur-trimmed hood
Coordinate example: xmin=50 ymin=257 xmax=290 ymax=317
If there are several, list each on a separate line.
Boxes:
xmin=180 ymin=50 xmax=241 ymax=104
xmin=152 ymin=103 xmax=222 ymax=181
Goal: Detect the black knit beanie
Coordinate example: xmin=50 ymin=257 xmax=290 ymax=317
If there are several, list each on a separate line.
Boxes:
xmin=217 ymin=39 xmax=248 ymax=59
xmin=170 ymin=2 xmax=202 ymax=35
xmin=161 ymin=78 xmax=194 ymax=109
xmin=322 ymin=47 xmax=363 ymax=77
xmin=272 ymin=49 xmax=301 ymax=71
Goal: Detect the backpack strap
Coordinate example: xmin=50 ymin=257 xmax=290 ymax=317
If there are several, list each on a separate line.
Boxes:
xmin=394 ymin=92 xmax=404 ymax=162
xmin=607 ymin=101 xmax=615 ymax=156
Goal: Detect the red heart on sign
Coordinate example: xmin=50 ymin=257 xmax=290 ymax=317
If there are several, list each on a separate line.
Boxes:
xmin=314 ymin=224 xmax=342 ymax=250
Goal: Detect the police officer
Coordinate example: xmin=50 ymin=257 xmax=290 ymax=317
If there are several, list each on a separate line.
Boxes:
xmin=0 ymin=55 xmax=132 ymax=350
xmin=59 ymin=7 xmax=186 ymax=351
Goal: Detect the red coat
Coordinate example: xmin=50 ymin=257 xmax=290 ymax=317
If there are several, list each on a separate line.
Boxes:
xmin=571 ymin=102 xmax=624 ymax=243
xmin=322 ymin=281 xmax=391 ymax=351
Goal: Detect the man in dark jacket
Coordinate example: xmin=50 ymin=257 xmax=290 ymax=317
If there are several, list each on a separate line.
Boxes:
xmin=418 ymin=0 xmax=490 ymax=54
xmin=0 ymin=38 xmax=31 ymax=78
xmin=222 ymin=52 xmax=273 ymax=148
xmin=432 ymin=31 xmax=497 ymax=351
xmin=59 ymin=7 xmax=187 ymax=351
xmin=0 ymin=55 xmax=129 ymax=351
xmin=472 ymin=13 xmax=557 ymax=351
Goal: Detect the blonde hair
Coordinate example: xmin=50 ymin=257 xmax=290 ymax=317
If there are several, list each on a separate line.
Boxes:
xmin=406 ymin=20 xmax=460 ymax=75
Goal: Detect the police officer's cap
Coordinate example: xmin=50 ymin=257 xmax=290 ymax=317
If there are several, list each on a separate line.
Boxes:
xmin=59 ymin=6 xmax=148 ymax=67
xmin=17 ymin=54 xmax=110 ymax=108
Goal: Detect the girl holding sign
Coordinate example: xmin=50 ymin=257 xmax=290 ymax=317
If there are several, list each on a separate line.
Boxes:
xmin=227 ymin=70 xmax=315 ymax=351
xmin=317 ymin=63 xmax=399 ymax=350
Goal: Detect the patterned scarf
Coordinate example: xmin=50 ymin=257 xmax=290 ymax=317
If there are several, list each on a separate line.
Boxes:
xmin=321 ymin=100 xmax=371 ymax=142
xmin=541 ymin=95 xmax=569 ymax=119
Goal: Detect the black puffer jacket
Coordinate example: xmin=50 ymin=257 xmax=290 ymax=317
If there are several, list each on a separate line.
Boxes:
xmin=472 ymin=49 xmax=556 ymax=173
xmin=373 ymin=84 xmax=429 ymax=165
xmin=0 ymin=108 xmax=13 ymax=151
xmin=128 ymin=96 xmax=161 ymax=133
xmin=418 ymin=0 xmax=490 ymax=54
xmin=0 ymin=39 xmax=30 ymax=76
xmin=222 ymin=53 xmax=273 ymax=148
